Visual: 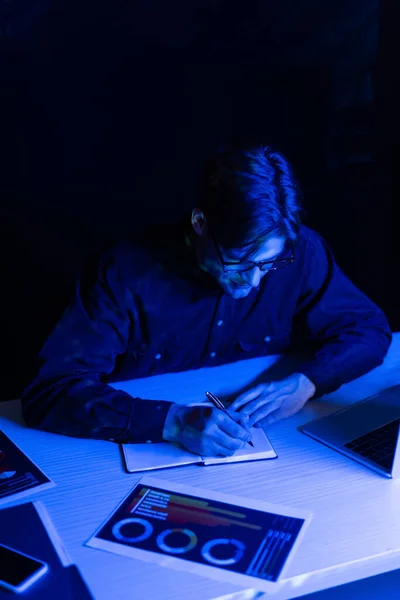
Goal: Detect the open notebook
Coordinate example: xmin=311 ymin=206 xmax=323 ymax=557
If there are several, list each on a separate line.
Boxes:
xmin=122 ymin=427 xmax=277 ymax=473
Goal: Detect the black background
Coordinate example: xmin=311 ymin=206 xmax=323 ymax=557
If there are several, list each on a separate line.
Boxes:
xmin=0 ymin=0 xmax=398 ymax=400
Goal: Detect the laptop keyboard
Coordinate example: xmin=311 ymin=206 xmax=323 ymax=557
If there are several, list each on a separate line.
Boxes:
xmin=344 ymin=418 xmax=400 ymax=471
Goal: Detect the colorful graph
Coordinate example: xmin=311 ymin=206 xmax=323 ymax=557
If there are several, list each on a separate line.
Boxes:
xmin=201 ymin=538 xmax=245 ymax=566
xmin=156 ymin=528 xmax=198 ymax=554
xmin=0 ymin=431 xmax=51 ymax=503
xmin=128 ymin=487 xmax=262 ymax=530
xmin=97 ymin=483 xmax=306 ymax=582
xmin=112 ymin=517 xmax=153 ymax=543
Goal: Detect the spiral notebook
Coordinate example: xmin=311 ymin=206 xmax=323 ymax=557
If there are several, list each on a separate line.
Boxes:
xmin=122 ymin=427 xmax=277 ymax=473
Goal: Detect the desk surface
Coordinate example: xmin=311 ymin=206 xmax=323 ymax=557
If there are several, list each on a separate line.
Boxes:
xmin=1 ymin=334 xmax=400 ymax=600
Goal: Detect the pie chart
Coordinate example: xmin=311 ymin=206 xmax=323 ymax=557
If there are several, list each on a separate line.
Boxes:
xmin=112 ymin=518 xmax=153 ymax=543
xmin=156 ymin=528 xmax=198 ymax=554
xmin=201 ymin=538 xmax=245 ymax=566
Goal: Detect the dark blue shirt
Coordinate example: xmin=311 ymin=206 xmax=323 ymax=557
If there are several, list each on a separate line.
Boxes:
xmin=21 ymin=222 xmax=392 ymax=443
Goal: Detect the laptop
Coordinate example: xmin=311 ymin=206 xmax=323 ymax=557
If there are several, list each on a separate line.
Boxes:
xmin=301 ymin=384 xmax=400 ymax=478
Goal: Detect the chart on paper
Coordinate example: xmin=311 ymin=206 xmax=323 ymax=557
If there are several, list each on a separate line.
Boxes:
xmin=92 ymin=483 xmax=306 ymax=582
xmin=0 ymin=431 xmax=53 ymax=505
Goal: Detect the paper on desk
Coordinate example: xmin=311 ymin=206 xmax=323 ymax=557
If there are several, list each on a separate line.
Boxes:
xmin=86 ymin=476 xmax=312 ymax=593
xmin=0 ymin=430 xmax=55 ymax=507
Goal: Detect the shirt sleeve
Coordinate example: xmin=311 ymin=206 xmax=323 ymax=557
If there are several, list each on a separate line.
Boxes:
xmin=293 ymin=230 xmax=392 ymax=396
xmin=20 ymin=247 xmax=172 ymax=443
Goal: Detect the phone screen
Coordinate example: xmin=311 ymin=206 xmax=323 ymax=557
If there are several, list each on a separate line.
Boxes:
xmin=0 ymin=544 xmax=46 ymax=587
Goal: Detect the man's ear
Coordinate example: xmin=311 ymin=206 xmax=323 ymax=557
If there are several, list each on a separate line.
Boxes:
xmin=191 ymin=208 xmax=207 ymax=237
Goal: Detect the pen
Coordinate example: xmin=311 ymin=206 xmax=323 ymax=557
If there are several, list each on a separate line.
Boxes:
xmin=205 ymin=391 xmax=254 ymax=448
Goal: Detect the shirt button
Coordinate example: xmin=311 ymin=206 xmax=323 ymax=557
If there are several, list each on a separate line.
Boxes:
xmin=264 ymin=336 xmax=271 ymax=342
xmin=210 ymin=352 xmax=216 ymax=358
xmin=145 ymin=440 xmax=152 ymax=444
xmin=155 ymin=353 xmax=162 ymax=360
xmin=217 ymin=320 xmax=223 ymax=327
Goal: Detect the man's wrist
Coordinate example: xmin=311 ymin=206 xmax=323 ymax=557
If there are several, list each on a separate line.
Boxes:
xmin=162 ymin=404 xmax=183 ymax=443
xmin=296 ymin=372 xmax=317 ymax=399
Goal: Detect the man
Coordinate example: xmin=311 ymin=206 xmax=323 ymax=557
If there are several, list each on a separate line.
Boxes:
xmin=21 ymin=145 xmax=392 ymax=458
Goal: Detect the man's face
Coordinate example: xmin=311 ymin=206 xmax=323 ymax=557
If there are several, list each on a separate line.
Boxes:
xmin=202 ymin=234 xmax=287 ymax=299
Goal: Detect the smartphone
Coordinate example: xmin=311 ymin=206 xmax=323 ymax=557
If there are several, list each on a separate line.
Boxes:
xmin=0 ymin=543 xmax=49 ymax=594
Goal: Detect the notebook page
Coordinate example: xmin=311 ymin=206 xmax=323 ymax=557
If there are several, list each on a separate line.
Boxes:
xmin=122 ymin=442 xmax=200 ymax=473
xmin=201 ymin=427 xmax=277 ymax=465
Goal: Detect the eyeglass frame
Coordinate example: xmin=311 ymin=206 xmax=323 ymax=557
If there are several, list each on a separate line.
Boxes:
xmin=209 ymin=230 xmax=295 ymax=273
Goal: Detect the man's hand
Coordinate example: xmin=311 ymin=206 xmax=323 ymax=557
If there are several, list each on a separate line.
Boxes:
xmin=229 ymin=373 xmax=316 ymax=428
xmin=163 ymin=405 xmax=252 ymax=457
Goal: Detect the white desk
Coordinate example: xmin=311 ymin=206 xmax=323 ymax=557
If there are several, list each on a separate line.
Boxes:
xmin=1 ymin=334 xmax=400 ymax=600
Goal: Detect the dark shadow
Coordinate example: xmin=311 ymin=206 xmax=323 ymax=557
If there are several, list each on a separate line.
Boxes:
xmin=0 ymin=400 xmax=25 ymax=427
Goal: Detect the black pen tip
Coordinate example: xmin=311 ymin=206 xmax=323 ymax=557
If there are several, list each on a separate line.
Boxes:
xmin=248 ymin=441 xmax=254 ymax=448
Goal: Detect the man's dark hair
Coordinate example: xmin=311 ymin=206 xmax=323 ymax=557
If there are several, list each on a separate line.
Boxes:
xmin=197 ymin=145 xmax=303 ymax=250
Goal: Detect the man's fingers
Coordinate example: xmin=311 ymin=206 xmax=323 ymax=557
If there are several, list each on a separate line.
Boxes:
xmin=212 ymin=427 xmax=246 ymax=451
xmin=215 ymin=411 xmax=252 ymax=442
xmin=213 ymin=443 xmax=238 ymax=457
xmin=262 ymin=409 xmax=282 ymax=426
xmin=229 ymin=385 xmax=265 ymax=411
xmin=257 ymin=402 xmax=298 ymax=428
xmin=252 ymin=411 xmax=281 ymax=429
xmin=238 ymin=391 xmax=279 ymax=419
xmin=200 ymin=440 xmax=237 ymax=457
xmin=228 ymin=410 xmax=250 ymax=428
xmin=236 ymin=413 xmax=251 ymax=430
xmin=247 ymin=399 xmax=281 ymax=427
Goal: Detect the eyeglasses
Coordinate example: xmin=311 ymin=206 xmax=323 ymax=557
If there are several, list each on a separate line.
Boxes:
xmin=210 ymin=231 xmax=295 ymax=273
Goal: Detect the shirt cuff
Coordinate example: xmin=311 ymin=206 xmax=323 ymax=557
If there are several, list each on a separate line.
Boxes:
xmin=124 ymin=398 xmax=173 ymax=443
xmin=298 ymin=362 xmax=342 ymax=398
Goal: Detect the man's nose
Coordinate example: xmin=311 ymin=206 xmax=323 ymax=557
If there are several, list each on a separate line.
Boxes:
xmin=242 ymin=267 xmax=261 ymax=287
